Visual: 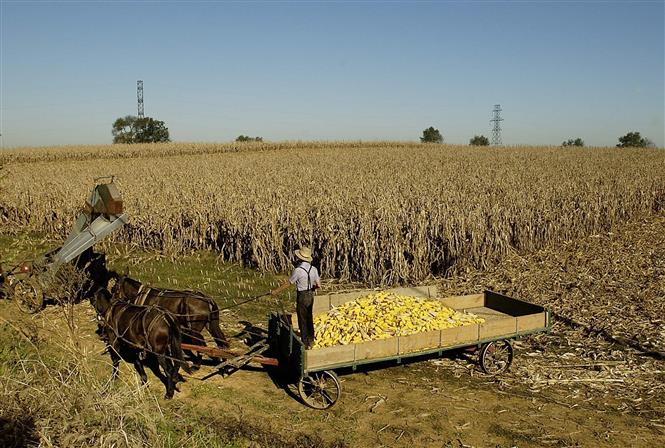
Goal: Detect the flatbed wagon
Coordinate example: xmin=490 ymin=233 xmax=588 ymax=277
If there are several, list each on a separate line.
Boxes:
xmin=268 ymin=287 xmax=550 ymax=409
xmin=183 ymin=287 xmax=549 ymax=409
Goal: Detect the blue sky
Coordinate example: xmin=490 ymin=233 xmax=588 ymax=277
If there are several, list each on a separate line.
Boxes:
xmin=1 ymin=1 xmax=663 ymax=148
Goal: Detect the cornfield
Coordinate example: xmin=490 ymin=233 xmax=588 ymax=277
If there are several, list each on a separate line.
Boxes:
xmin=1 ymin=142 xmax=664 ymax=285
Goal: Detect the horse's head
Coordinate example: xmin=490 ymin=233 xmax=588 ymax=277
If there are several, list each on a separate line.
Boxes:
xmin=91 ymin=287 xmax=113 ymax=317
xmin=107 ymin=270 xmax=141 ymax=301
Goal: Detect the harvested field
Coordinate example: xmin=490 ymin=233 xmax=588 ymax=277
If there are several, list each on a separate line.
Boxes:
xmin=1 ymin=142 xmax=664 ymax=285
xmin=437 ymin=213 xmax=665 ymax=420
xmin=1 ymin=214 xmax=664 ymax=447
xmin=1 ymin=142 xmax=664 ymax=447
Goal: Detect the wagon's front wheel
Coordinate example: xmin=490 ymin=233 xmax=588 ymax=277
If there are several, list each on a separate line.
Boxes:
xmin=479 ymin=340 xmax=514 ymax=375
xmin=298 ymin=370 xmax=341 ymax=409
xmin=13 ymin=278 xmax=44 ymax=314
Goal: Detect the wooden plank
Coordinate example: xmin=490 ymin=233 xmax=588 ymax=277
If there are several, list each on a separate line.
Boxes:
xmin=312 ymin=294 xmax=330 ymax=315
xmin=398 ymin=330 xmax=440 ymax=354
xmin=440 ymin=324 xmax=479 ymax=347
xmin=305 ymin=344 xmax=355 ymax=369
xmin=438 ymin=294 xmax=484 ymax=310
xmin=517 ymin=312 xmax=547 ymax=332
xmin=354 ymin=337 xmax=399 ymax=361
xmin=388 ymin=286 xmax=431 ymax=298
xmin=465 ymin=306 xmax=510 ymax=321
xmin=329 ymin=291 xmax=370 ymax=308
xmin=479 ymin=316 xmax=517 ymax=339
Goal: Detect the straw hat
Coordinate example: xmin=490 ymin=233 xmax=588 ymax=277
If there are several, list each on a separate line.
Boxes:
xmin=294 ymin=246 xmax=313 ymax=263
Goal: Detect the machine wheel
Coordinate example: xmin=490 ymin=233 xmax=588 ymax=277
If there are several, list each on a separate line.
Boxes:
xmin=479 ymin=340 xmax=514 ymax=375
xmin=298 ymin=370 xmax=341 ymax=409
xmin=13 ymin=278 xmax=44 ymax=314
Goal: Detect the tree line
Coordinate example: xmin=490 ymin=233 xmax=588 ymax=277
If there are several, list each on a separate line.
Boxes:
xmin=110 ymin=116 xmax=656 ymax=148
xmin=420 ymin=126 xmax=656 ymax=148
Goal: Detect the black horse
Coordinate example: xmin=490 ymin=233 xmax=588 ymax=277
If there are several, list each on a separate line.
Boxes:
xmin=109 ymin=273 xmax=230 ymax=368
xmin=92 ymin=288 xmax=192 ymax=399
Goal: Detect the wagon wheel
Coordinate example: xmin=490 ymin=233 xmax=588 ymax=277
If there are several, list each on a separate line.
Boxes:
xmin=298 ymin=370 xmax=341 ymax=410
xmin=13 ymin=278 xmax=44 ymax=314
xmin=479 ymin=340 xmax=514 ymax=375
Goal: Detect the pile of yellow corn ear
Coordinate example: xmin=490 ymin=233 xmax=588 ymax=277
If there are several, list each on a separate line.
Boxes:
xmin=311 ymin=291 xmax=485 ymax=348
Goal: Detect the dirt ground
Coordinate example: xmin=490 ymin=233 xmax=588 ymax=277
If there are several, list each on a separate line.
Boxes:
xmin=1 ymin=214 xmax=664 ymax=447
xmin=3 ymin=299 xmax=660 ymax=448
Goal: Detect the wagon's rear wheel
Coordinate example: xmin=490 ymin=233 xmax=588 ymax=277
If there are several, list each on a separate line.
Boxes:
xmin=13 ymin=278 xmax=44 ymax=314
xmin=298 ymin=370 xmax=341 ymax=409
xmin=479 ymin=340 xmax=513 ymax=375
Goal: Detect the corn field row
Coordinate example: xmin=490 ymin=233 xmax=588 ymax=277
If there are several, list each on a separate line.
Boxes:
xmin=1 ymin=143 xmax=664 ymax=285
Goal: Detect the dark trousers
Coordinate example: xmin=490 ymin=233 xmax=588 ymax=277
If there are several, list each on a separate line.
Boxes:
xmin=296 ymin=290 xmax=315 ymax=346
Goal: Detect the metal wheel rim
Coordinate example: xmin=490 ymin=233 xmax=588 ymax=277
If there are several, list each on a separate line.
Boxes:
xmin=480 ymin=340 xmax=513 ymax=375
xmin=14 ymin=279 xmax=44 ymax=314
xmin=298 ymin=370 xmax=341 ymax=409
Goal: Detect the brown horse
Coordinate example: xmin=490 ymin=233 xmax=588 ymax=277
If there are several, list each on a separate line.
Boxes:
xmin=92 ymin=288 xmax=192 ymax=399
xmin=109 ymin=273 xmax=229 ymax=368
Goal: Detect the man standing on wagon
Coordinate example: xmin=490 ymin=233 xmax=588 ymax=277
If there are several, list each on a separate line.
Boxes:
xmin=271 ymin=246 xmax=321 ymax=349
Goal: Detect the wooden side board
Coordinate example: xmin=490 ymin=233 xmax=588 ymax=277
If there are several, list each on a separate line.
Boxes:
xmin=479 ymin=316 xmax=518 ymax=339
xmin=305 ymin=344 xmax=355 ymax=367
xmin=355 ymin=338 xmax=400 ymax=361
xmin=517 ymin=312 xmax=547 ymax=332
xmin=312 ymin=295 xmax=330 ymax=315
xmin=437 ymin=294 xmax=485 ymax=310
xmin=398 ymin=330 xmax=441 ymax=354
xmin=389 ymin=286 xmax=432 ymax=298
xmin=440 ymin=324 xmax=480 ymax=347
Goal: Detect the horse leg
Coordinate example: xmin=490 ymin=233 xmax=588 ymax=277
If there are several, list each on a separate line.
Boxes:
xmin=144 ymin=356 xmax=170 ymax=386
xmin=133 ymin=360 xmax=148 ymax=385
xmin=208 ymin=310 xmax=230 ymax=349
xmin=110 ymin=350 xmax=120 ymax=381
xmin=146 ymin=353 xmax=184 ymax=385
xmin=157 ymin=355 xmax=175 ymax=399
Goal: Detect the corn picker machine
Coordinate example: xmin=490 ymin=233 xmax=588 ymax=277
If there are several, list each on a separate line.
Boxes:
xmin=0 ymin=179 xmax=128 ymax=313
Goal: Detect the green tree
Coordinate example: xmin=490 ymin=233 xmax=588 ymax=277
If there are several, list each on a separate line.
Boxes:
xmin=617 ymin=131 xmax=648 ymax=148
xmin=469 ymin=135 xmax=490 ymax=146
xmin=562 ymin=138 xmax=584 ymax=147
xmin=236 ymin=135 xmax=263 ymax=142
xmin=420 ymin=127 xmax=443 ymax=143
xmin=112 ymin=116 xmax=170 ymax=144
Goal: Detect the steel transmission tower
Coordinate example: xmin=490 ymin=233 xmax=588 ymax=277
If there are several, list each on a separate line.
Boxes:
xmin=490 ymin=104 xmax=503 ymax=146
xmin=137 ymin=80 xmax=144 ymax=118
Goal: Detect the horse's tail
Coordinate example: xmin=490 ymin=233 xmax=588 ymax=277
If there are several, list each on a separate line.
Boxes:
xmin=207 ymin=297 xmax=230 ymax=349
xmin=165 ymin=312 xmax=192 ymax=374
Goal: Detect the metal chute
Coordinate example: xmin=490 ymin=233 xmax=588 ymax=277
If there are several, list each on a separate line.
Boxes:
xmin=2 ymin=180 xmax=129 ymax=313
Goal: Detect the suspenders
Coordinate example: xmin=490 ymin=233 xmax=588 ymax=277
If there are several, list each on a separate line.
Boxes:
xmin=298 ymin=264 xmax=314 ymax=291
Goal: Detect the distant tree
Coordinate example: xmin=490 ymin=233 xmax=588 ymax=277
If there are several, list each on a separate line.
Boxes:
xmin=236 ymin=135 xmax=263 ymax=142
xmin=469 ymin=135 xmax=490 ymax=146
xmin=617 ymin=131 xmax=648 ymax=148
xmin=562 ymin=138 xmax=584 ymax=147
xmin=420 ymin=127 xmax=443 ymax=143
xmin=112 ymin=116 xmax=170 ymax=144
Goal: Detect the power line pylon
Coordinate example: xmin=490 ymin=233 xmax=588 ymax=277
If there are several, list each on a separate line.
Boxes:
xmin=137 ymin=80 xmax=144 ymax=118
xmin=490 ymin=104 xmax=503 ymax=146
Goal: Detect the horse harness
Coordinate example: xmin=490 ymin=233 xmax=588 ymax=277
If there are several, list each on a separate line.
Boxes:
xmin=130 ymin=282 xmax=213 ymax=329
xmin=101 ymin=301 xmax=169 ymax=358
